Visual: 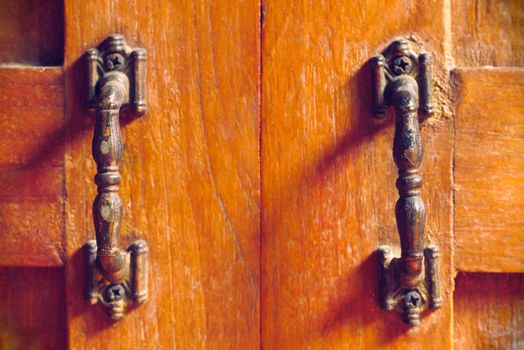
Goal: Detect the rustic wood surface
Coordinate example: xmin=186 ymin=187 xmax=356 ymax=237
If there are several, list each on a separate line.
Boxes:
xmin=454 ymin=68 xmax=524 ymax=273
xmin=64 ymin=0 xmax=260 ymax=348
xmin=451 ymin=0 xmax=524 ymax=67
xmin=450 ymin=3 xmax=524 ymax=349
xmin=0 ymin=67 xmax=64 ymax=267
xmin=0 ymin=0 xmax=63 ymax=65
xmin=261 ymin=0 xmax=454 ymax=348
xmin=0 ymin=267 xmax=66 ymax=350
xmin=454 ymin=273 xmax=524 ymax=350
xmin=0 ymin=0 xmax=522 ymax=349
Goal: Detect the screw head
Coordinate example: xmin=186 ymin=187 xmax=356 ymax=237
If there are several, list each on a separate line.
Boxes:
xmin=392 ymin=56 xmax=412 ymax=75
xmin=104 ymin=284 xmax=125 ymax=302
xmin=403 ymin=290 xmax=423 ymax=309
xmin=105 ymin=53 xmax=125 ymax=71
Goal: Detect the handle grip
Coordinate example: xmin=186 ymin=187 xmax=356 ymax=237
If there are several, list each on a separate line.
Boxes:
xmin=372 ymin=38 xmax=441 ymax=326
xmin=84 ymin=34 xmax=148 ymax=321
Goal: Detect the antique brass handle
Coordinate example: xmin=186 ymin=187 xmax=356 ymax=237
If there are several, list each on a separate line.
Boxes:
xmin=84 ymin=34 xmax=148 ymax=320
xmin=372 ymin=38 xmax=441 ymax=326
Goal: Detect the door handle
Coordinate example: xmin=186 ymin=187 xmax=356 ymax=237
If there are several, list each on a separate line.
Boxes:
xmin=372 ymin=38 xmax=441 ymax=326
xmin=84 ymin=34 xmax=148 ymax=320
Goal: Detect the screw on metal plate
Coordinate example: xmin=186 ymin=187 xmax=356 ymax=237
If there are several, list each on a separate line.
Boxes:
xmin=372 ymin=38 xmax=441 ymax=326
xmin=84 ymin=34 xmax=148 ymax=321
xmin=105 ymin=284 xmax=125 ymax=302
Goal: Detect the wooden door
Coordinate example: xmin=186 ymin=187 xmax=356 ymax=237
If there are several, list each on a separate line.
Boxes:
xmin=1 ymin=0 xmax=260 ymax=349
xmin=0 ymin=1 xmax=522 ymax=349
xmin=260 ymin=0 xmax=524 ymax=349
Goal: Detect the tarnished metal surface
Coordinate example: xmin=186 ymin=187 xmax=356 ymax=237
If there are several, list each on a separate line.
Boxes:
xmin=85 ymin=34 xmax=148 ymax=320
xmin=372 ymin=38 xmax=441 ymax=326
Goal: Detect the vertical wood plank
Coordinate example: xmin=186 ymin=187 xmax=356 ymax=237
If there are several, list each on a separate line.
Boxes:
xmin=64 ymin=0 xmax=260 ymax=348
xmin=261 ymin=0 xmax=454 ymax=348
xmin=451 ymin=0 xmax=524 ymax=67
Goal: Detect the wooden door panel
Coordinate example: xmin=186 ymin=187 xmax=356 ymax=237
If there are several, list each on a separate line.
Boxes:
xmin=0 ymin=68 xmax=64 ymax=267
xmin=454 ymin=68 xmax=524 ymax=273
xmin=63 ymin=0 xmax=260 ymax=348
xmin=0 ymin=267 xmax=67 ymax=350
xmin=0 ymin=0 xmax=521 ymax=348
xmin=450 ymin=3 xmax=524 ymax=349
xmin=451 ymin=0 xmax=524 ymax=67
xmin=454 ymin=273 xmax=524 ymax=350
xmin=0 ymin=0 xmax=64 ymax=66
xmin=261 ymin=1 xmax=453 ymax=348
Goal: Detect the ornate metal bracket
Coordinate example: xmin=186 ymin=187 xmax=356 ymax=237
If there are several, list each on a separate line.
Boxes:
xmin=372 ymin=38 xmax=441 ymax=326
xmin=84 ymin=34 xmax=148 ymax=320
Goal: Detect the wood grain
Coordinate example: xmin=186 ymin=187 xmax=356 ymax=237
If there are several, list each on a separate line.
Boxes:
xmin=0 ymin=67 xmax=64 ymax=267
xmin=261 ymin=1 xmax=453 ymax=348
xmin=0 ymin=0 xmax=64 ymax=65
xmin=452 ymin=0 xmax=524 ymax=67
xmin=63 ymin=0 xmax=260 ymax=348
xmin=0 ymin=1 xmax=519 ymax=348
xmin=454 ymin=68 xmax=524 ymax=273
xmin=454 ymin=273 xmax=524 ymax=350
xmin=0 ymin=267 xmax=66 ymax=350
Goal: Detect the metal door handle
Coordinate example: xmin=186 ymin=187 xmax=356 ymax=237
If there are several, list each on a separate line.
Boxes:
xmin=372 ymin=38 xmax=441 ymax=326
xmin=84 ymin=34 xmax=148 ymax=320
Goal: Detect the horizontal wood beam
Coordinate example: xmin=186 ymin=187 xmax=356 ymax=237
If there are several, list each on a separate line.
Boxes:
xmin=454 ymin=68 xmax=524 ymax=273
xmin=0 ymin=67 xmax=65 ymax=267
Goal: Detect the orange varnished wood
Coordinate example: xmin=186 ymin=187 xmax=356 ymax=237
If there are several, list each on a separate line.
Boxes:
xmin=0 ymin=67 xmax=64 ymax=267
xmin=0 ymin=0 xmax=64 ymax=65
xmin=454 ymin=273 xmax=524 ymax=350
xmin=454 ymin=68 xmax=524 ymax=273
xmin=0 ymin=267 xmax=66 ymax=349
xmin=261 ymin=1 xmax=453 ymax=348
xmin=450 ymin=4 xmax=524 ymax=348
xmin=64 ymin=0 xmax=260 ymax=348
xmin=452 ymin=0 xmax=524 ymax=67
xmin=0 ymin=0 xmax=521 ymax=348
